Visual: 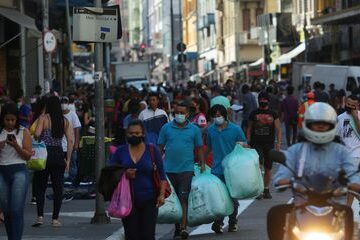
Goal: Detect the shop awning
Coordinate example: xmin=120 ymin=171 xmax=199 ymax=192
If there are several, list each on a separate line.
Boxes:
xmin=249 ymin=58 xmax=264 ymax=67
xmin=248 ymin=70 xmax=264 ymax=77
xmin=275 ymin=42 xmax=305 ymax=65
xmin=0 ymin=7 xmax=39 ymax=32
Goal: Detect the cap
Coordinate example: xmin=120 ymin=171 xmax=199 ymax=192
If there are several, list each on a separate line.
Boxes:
xmin=210 ymin=96 xmax=231 ymax=109
xmin=230 ymin=104 xmax=243 ymax=112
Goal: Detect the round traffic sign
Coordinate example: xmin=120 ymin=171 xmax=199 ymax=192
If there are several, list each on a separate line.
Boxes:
xmin=43 ymin=31 xmax=57 ymax=53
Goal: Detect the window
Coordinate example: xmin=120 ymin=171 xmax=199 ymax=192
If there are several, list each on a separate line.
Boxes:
xmin=346 ymin=77 xmax=357 ymax=92
xmin=242 ymin=8 xmax=250 ymax=31
xmin=255 ymin=7 xmax=263 ymax=26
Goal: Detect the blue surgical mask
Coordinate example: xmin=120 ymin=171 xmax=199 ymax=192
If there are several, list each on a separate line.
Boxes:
xmin=214 ymin=116 xmax=225 ymax=125
xmin=175 ymin=114 xmax=186 ymax=124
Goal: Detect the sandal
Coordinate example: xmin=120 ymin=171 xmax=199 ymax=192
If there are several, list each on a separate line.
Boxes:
xmin=52 ymin=219 xmax=62 ymax=227
xmin=32 ymin=216 xmax=44 ymax=227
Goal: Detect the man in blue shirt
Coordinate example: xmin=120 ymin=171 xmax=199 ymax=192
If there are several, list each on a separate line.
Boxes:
xmin=158 ymin=101 xmax=204 ymax=239
xmin=205 ymin=104 xmax=247 ymax=234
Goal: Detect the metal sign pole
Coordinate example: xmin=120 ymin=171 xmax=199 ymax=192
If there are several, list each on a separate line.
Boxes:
xmin=43 ymin=0 xmax=52 ymax=93
xmin=91 ymin=0 xmax=110 ymax=224
xmin=65 ymin=0 xmax=74 ymax=89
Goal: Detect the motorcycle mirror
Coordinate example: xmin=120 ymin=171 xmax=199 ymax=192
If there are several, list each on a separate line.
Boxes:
xmin=269 ymin=150 xmax=286 ymax=166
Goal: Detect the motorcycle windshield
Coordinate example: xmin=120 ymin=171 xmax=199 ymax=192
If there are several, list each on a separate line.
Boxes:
xmin=302 ymin=174 xmax=335 ymax=195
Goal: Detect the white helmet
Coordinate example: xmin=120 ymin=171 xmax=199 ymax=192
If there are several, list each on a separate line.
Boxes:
xmin=302 ymin=102 xmax=337 ymax=144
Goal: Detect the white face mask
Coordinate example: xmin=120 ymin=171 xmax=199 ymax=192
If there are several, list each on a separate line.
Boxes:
xmin=214 ymin=116 xmax=225 ymax=125
xmin=61 ymin=104 xmax=69 ymax=111
xmin=68 ymin=104 xmax=76 ymax=112
xmin=175 ymin=114 xmax=186 ymax=124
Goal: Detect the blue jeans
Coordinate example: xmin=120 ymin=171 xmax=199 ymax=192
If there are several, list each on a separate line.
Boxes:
xmin=213 ymin=173 xmax=239 ymax=225
xmin=0 ymin=164 xmax=29 ymax=240
xmin=69 ymin=150 xmax=78 ymax=185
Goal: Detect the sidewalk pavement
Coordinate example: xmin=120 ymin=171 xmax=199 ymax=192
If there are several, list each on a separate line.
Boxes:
xmin=0 ymin=197 xmax=123 ymax=240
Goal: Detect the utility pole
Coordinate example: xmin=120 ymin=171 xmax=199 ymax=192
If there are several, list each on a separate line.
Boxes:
xmin=170 ymin=0 xmax=176 ymax=84
xmin=91 ymin=0 xmax=110 ymax=224
xmin=20 ymin=0 xmax=26 ymax=95
xmin=65 ymin=0 xmax=74 ymax=90
xmin=178 ymin=0 xmax=184 ymax=81
xmin=43 ymin=0 xmax=52 ymax=93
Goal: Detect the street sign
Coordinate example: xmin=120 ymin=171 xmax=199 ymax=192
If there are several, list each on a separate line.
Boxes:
xmin=73 ymin=6 xmax=122 ymax=42
xmin=43 ymin=31 xmax=57 ymax=53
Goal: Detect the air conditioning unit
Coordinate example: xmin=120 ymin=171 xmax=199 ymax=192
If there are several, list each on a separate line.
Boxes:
xmin=258 ymin=30 xmax=266 ymax=45
xmin=268 ymin=26 xmax=277 ymax=44
xmin=238 ymin=32 xmax=248 ymax=44
xmin=250 ymin=27 xmax=260 ymax=39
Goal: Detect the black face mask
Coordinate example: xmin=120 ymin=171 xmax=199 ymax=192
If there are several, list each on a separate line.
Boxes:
xmin=259 ymin=101 xmax=269 ymax=108
xmin=127 ymin=136 xmax=144 ymax=146
xmin=189 ymin=106 xmax=196 ymax=113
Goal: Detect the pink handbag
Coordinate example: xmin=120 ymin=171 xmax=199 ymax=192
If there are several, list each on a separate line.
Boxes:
xmin=108 ymin=174 xmax=132 ymax=218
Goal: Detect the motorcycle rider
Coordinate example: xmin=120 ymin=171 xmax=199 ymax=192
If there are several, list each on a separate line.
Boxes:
xmin=267 ymin=102 xmax=360 ymax=240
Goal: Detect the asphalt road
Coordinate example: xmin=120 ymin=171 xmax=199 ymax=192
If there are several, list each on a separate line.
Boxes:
xmin=1 ymin=182 xmax=359 ymax=240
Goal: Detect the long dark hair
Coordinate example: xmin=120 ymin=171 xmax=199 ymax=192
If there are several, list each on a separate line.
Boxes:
xmin=32 ymin=96 xmax=47 ymax=122
xmin=46 ymin=96 xmax=64 ymax=138
xmin=0 ymin=103 xmax=20 ymax=134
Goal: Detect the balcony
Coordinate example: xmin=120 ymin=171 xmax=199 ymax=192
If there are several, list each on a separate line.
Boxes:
xmin=312 ymin=5 xmax=360 ymax=25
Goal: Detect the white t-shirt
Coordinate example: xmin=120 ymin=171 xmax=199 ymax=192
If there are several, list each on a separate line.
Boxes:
xmin=62 ymin=111 xmax=81 ymax=152
xmin=337 ymin=111 xmax=360 ymax=158
xmin=0 ymin=128 xmax=25 ymax=165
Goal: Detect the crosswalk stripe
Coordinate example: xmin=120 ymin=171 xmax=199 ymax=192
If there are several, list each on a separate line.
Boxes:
xmin=190 ymin=199 xmax=254 ymax=236
xmin=105 ymin=227 xmax=125 ymax=240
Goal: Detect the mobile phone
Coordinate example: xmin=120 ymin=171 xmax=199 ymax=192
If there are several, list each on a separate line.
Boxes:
xmin=7 ymin=134 xmax=15 ymax=141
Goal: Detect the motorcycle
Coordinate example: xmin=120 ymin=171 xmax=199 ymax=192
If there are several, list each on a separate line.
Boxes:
xmin=268 ymin=150 xmax=360 ymax=240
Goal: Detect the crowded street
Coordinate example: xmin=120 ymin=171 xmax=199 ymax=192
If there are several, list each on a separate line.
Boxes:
xmin=1 ymin=0 xmax=360 ymax=240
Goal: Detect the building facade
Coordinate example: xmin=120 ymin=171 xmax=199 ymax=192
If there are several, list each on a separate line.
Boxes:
xmin=197 ymin=0 xmax=217 ymax=82
xmin=0 ymin=0 xmax=43 ymax=97
xmin=217 ymin=0 xmax=264 ymax=83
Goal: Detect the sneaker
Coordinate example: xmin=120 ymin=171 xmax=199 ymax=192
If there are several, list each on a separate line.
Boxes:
xmin=51 ymin=219 xmax=62 ymax=227
xmin=30 ymin=197 xmax=37 ymax=205
xmin=263 ymin=189 xmax=272 ymax=199
xmin=211 ymin=222 xmax=224 ymax=234
xmin=180 ymin=229 xmax=189 ymax=239
xmin=31 ymin=216 xmax=44 ymax=227
xmin=256 ymin=193 xmax=264 ymax=200
xmin=173 ymin=227 xmax=181 ymax=239
xmin=228 ymin=223 xmax=238 ymax=232
xmin=62 ymin=193 xmax=74 ymax=203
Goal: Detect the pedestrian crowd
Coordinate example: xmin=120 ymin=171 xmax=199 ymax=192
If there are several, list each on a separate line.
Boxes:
xmin=0 ymin=77 xmax=359 ymax=240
